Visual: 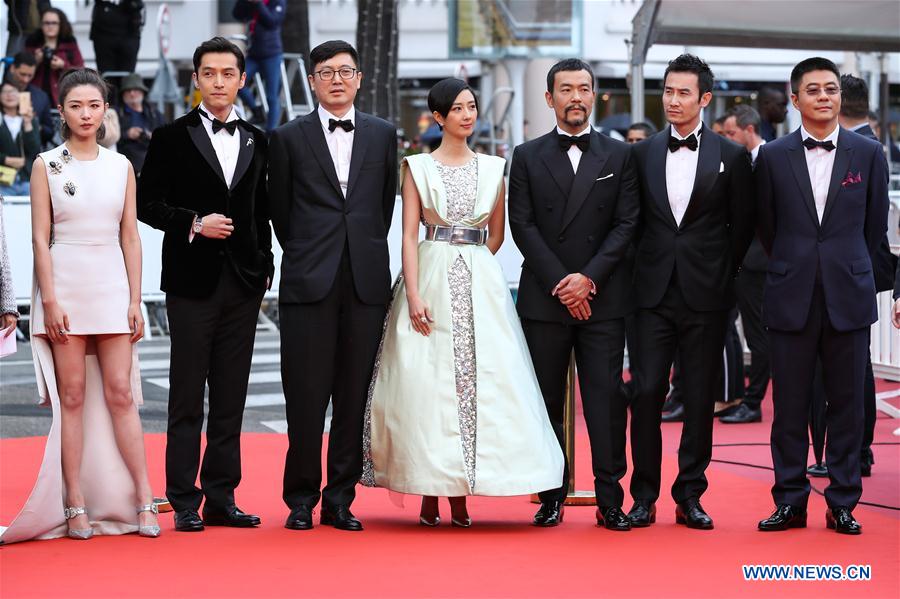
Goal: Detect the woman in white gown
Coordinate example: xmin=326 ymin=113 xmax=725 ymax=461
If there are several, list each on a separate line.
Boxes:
xmin=363 ymin=79 xmax=563 ymax=526
xmin=1 ymin=68 xmax=158 ymax=543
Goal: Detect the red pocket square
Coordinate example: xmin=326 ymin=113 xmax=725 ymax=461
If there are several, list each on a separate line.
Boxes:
xmin=841 ymin=171 xmax=862 ymax=187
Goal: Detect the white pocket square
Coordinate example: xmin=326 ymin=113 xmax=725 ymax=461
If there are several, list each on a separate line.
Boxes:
xmin=719 ymin=161 xmax=725 ymax=173
xmin=596 ymin=173 xmax=614 ymax=181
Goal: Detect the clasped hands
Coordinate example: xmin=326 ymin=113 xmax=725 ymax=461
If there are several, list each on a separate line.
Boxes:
xmin=553 ymin=273 xmax=595 ymax=321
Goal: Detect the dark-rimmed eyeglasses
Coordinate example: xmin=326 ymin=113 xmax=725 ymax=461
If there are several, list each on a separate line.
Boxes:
xmin=313 ymin=67 xmax=358 ymax=81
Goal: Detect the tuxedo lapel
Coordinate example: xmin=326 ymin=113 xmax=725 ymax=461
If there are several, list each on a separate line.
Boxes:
xmin=647 ymin=128 xmax=676 ymax=229
xmin=785 ymin=130 xmax=821 ymax=229
xmin=300 ymin=112 xmax=343 ymax=199
xmin=821 ymin=128 xmax=854 ymax=228
xmin=680 ymin=125 xmax=720 ymax=229
xmin=560 ymin=131 xmax=609 ymax=233
xmin=539 ymin=131 xmax=575 ymax=200
xmin=230 ymin=124 xmax=254 ymax=191
xmin=346 ymin=112 xmax=370 ymax=200
xmin=186 ymin=111 xmax=226 ymax=186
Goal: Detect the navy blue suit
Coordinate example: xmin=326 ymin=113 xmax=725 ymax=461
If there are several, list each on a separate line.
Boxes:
xmin=756 ymin=127 xmax=889 ymax=510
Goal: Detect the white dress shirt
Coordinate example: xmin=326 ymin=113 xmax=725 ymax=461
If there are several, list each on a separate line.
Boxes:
xmin=318 ymin=104 xmax=355 ymax=197
xmin=556 ymin=124 xmax=592 ymax=173
xmin=800 ymin=124 xmax=839 ymax=224
xmin=198 ymin=103 xmax=240 ymax=188
xmin=750 ymin=139 xmax=766 ymax=165
xmin=3 ymin=115 xmax=23 ymax=140
xmin=665 ymin=121 xmax=702 ymax=226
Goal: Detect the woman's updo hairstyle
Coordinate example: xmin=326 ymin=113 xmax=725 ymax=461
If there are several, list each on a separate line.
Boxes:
xmin=427 ymin=78 xmax=479 ymax=130
xmin=57 ymin=68 xmax=109 ymax=141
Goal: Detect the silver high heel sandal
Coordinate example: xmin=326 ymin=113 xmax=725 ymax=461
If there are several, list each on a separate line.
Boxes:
xmin=137 ymin=503 xmax=161 ymax=538
xmin=64 ymin=506 xmax=93 ymax=540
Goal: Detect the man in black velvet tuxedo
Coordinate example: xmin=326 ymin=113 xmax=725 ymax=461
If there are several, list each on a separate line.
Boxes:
xmin=268 ymin=40 xmax=397 ymax=532
xmin=756 ymin=58 xmax=888 ymax=535
xmin=509 ymin=59 xmax=640 ymax=531
xmin=627 ymin=54 xmax=755 ymax=530
xmin=137 ymin=37 xmax=273 ymax=532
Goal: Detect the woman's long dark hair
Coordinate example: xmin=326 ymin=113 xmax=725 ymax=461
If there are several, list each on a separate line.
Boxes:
xmin=25 ymin=8 xmax=76 ymax=46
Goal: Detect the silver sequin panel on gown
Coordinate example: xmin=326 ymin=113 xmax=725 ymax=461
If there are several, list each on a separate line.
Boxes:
xmin=435 ymin=157 xmax=479 ymax=491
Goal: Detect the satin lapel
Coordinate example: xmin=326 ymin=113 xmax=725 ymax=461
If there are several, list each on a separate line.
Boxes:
xmin=187 ymin=116 xmax=226 ymax=186
xmin=300 ymin=113 xmax=343 ymax=199
xmin=785 ymin=130 xmax=820 ymax=229
xmin=647 ymin=128 xmax=676 ymax=229
xmin=230 ymin=125 xmax=254 ymax=190
xmin=820 ymin=128 xmax=854 ymax=228
xmin=346 ymin=113 xmax=370 ymax=201
xmin=560 ymin=131 xmax=609 ymax=233
xmin=539 ymin=131 xmax=574 ymax=200
xmin=680 ymin=125 xmax=720 ymax=229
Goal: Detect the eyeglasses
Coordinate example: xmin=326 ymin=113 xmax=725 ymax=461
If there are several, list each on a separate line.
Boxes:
xmin=42 ymin=21 xmax=60 ymax=26
xmin=801 ymin=86 xmax=841 ymax=97
xmin=313 ymin=67 xmax=358 ymax=81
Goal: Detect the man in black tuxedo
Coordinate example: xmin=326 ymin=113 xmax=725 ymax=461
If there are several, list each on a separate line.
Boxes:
xmin=268 ymin=40 xmax=397 ymax=532
xmin=509 ymin=59 xmax=640 ymax=530
xmin=628 ymin=54 xmax=755 ymax=530
xmin=138 ymin=37 xmax=273 ymax=532
xmin=721 ymin=105 xmax=769 ymax=424
xmin=756 ymin=58 xmax=888 ymax=535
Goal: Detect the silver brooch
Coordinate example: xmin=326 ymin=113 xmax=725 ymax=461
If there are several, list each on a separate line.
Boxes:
xmin=63 ymin=181 xmax=76 ymax=197
xmin=60 ymin=148 xmax=72 ymax=164
xmin=48 ymin=160 xmax=62 ymax=175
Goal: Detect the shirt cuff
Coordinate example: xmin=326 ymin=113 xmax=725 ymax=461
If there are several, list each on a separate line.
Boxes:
xmin=189 ymin=215 xmax=199 ymax=243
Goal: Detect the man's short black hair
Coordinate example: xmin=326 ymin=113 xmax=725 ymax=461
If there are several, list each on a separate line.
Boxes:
xmin=546 ymin=58 xmax=594 ymax=94
xmin=663 ymin=54 xmax=714 ymax=97
xmin=627 ymin=122 xmax=655 ymax=136
xmin=309 ymin=40 xmax=360 ymax=72
xmin=840 ymin=74 xmax=869 ymax=120
xmin=12 ymin=51 xmax=36 ymax=68
xmin=193 ymin=36 xmax=245 ymax=74
xmin=789 ymin=57 xmax=840 ymax=94
xmin=727 ymin=104 xmax=761 ymax=132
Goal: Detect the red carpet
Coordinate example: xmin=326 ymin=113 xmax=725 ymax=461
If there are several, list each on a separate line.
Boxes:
xmin=1 ymin=383 xmax=899 ymax=598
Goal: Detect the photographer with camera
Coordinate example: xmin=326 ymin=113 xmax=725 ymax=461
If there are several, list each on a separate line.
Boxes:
xmin=116 ymin=72 xmax=164 ymax=173
xmin=24 ymin=7 xmax=84 ymax=105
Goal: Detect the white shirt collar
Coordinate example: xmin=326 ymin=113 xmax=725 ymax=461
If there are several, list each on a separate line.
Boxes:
xmin=199 ymin=102 xmax=238 ymax=123
xmin=671 ymin=121 xmax=703 ymax=140
xmin=848 ymin=121 xmax=868 ymax=132
xmin=750 ymin=138 xmax=765 ymax=161
xmin=318 ymin=104 xmax=356 ymax=131
xmin=800 ymin=123 xmax=839 ymax=146
xmin=555 ymin=124 xmax=592 ymax=137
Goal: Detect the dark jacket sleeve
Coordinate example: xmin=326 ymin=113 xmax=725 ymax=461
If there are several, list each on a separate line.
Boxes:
xmin=894 ymin=250 xmax=900 ymax=301
xmin=755 ymin=144 xmax=775 ymax=256
xmin=579 ymin=147 xmax=639 ymax=284
xmin=728 ymin=146 xmax=756 ymax=271
xmin=253 ymin=131 xmax=274 ymax=281
xmin=508 ymin=145 xmax=569 ymax=293
xmin=136 ymin=126 xmax=197 ymax=234
xmin=254 ymin=0 xmax=285 ymax=28
xmin=23 ymin=117 xmax=41 ymax=160
xmin=267 ymin=127 xmax=291 ymax=246
xmin=232 ymin=0 xmax=253 ymax=22
xmin=864 ymin=142 xmax=890 ymax=260
xmin=382 ymin=124 xmax=398 ymax=233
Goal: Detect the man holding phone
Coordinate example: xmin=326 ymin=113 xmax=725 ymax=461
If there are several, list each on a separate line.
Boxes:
xmin=3 ymin=52 xmax=54 ymax=145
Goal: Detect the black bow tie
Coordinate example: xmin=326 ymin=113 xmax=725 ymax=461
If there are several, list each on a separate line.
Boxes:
xmin=558 ymin=133 xmax=590 ymax=152
xmin=668 ymin=134 xmax=698 ymax=152
xmin=211 ymin=119 xmax=238 ymax=135
xmin=329 ymin=118 xmax=354 ymax=133
xmin=802 ymin=137 xmax=835 ymax=152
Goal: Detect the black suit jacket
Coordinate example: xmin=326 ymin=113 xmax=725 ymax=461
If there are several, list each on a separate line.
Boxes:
xmin=509 ymin=128 xmax=639 ymax=323
xmin=756 ymin=128 xmax=889 ymax=332
xmin=631 ymin=125 xmax=755 ymax=312
xmin=137 ymin=108 xmax=274 ymax=298
xmin=268 ymin=110 xmax=397 ymax=305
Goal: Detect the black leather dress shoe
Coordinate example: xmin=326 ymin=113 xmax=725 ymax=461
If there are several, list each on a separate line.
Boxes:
xmin=661 ymin=394 xmax=678 ymax=413
xmin=720 ymin=403 xmax=762 ymax=424
xmin=533 ymin=501 xmax=564 ymax=527
xmin=596 ymin=506 xmax=631 ymax=531
xmin=807 ymin=462 xmax=828 ymax=477
xmin=174 ymin=509 xmax=204 ymax=532
xmin=626 ymin=501 xmax=656 ymax=527
xmin=860 ymin=447 xmax=874 ymax=477
xmin=826 ymin=507 xmax=861 ymax=535
xmin=675 ymin=499 xmax=713 ymax=530
xmin=661 ymin=402 xmax=685 ymax=422
xmin=321 ymin=505 xmax=363 ymax=531
xmin=285 ymin=505 xmax=314 ymax=530
xmin=202 ymin=505 xmax=261 ymax=528
xmin=758 ymin=505 xmax=807 ymax=531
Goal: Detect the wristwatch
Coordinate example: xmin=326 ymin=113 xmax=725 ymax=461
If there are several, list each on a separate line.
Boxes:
xmin=192 ymin=216 xmax=203 ymax=235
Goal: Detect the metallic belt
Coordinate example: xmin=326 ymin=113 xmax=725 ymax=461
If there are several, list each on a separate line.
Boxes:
xmin=424 ymin=224 xmax=487 ymax=246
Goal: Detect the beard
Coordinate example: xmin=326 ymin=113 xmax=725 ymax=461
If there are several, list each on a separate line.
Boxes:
xmin=564 ymin=105 xmax=587 ymax=128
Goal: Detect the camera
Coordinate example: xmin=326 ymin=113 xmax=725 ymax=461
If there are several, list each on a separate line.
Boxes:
xmin=41 ymin=46 xmax=54 ymax=63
